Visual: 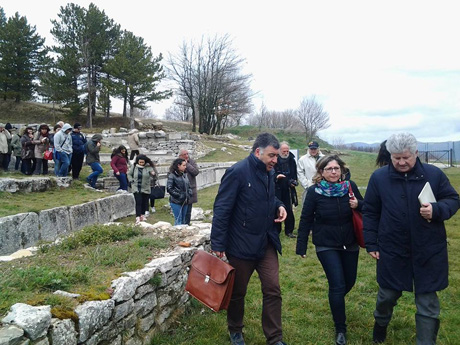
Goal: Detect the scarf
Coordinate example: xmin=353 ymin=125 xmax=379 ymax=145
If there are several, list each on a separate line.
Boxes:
xmin=315 ymin=180 xmax=350 ymax=197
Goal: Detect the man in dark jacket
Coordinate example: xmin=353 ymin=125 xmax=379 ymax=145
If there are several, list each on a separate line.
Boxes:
xmin=274 ymin=141 xmax=298 ymax=238
xmin=363 ymin=133 xmax=459 ymax=345
xmin=85 ymin=134 xmax=103 ymax=189
xmin=70 ymin=123 xmax=87 ymax=179
xmin=211 ymin=133 xmax=288 ymax=345
xmin=179 ymin=148 xmax=200 ymax=225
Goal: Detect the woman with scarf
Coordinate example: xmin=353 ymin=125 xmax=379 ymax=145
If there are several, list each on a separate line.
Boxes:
xmin=296 ymin=155 xmax=363 ymax=345
xmin=128 ymin=154 xmax=156 ymax=224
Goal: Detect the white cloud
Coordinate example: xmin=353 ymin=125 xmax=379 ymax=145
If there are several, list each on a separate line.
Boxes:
xmin=2 ymin=0 xmax=459 ymax=143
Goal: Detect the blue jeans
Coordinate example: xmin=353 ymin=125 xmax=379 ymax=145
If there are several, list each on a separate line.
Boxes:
xmin=57 ymin=152 xmax=71 ymax=177
xmin=115 ymin=173 xmax=128 ymax=190
xmin=170 ymin=202 xmax=188 ymax=225
xmin=87 ymin=162 xmax=103 ymax=188
xmin=316 ymin=249 xmax=359 ymax=333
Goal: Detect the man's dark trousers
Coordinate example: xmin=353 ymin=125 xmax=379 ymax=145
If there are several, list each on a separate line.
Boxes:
xmin=227 ymin=243 xmax=283 ymax=345
xmin=71 ymin=152 xmax=85 ymax=179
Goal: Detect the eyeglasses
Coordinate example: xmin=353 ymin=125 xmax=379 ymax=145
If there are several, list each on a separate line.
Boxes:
xmin=323 ymin=167 xmax=341 ymax=172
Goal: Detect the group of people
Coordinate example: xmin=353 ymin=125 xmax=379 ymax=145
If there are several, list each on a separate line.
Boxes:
xmin=210 ymin=132 xmax=459 ymax=345
xmin=125 ymin=146 xmax=200 ymax=226
xmin=0 ymin=121 xmax=105 ymax=185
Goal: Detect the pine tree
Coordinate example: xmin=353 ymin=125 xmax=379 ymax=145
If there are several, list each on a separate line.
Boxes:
xmin=105 ymin=30 xmax=171 ymax=128
xmin=0 ymin=11 xmax=46 ymax=102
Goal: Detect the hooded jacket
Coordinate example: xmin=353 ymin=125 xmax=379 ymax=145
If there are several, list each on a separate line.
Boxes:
xmin=85 ymin=134 xmax=102 ymax=164
xmin=54 ymin=123 xmax=73 ymax=154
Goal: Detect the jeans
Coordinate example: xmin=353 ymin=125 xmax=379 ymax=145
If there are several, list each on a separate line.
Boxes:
xmin=227 ymin=243 xmax=283 ymax=345
xmin=170 ymin=202 xmax=188 ymax=225
xmin=185 ymin=204 xmax=193 ymax=225
xmin=14 ymin=156 xmax=21 ymax=170
xmin=316 ymin=249 xmax=359 ymax=333
xmin=115 ymin=173 xmax=128 ymax=190
xmin=87 ymin=162 xmax=103 ymax=188
xmin=57 ymin=152 xmax=71 ymax=177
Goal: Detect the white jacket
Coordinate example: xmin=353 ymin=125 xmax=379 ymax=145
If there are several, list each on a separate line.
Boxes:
xmin=0 ymin=130 xmax=12 ymax=153
xmin=297 ymin=151 xmax=324 ymax=189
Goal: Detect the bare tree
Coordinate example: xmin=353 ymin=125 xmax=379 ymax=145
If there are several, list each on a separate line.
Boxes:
xmin=164 ymin=98 xmax=193 ymax=122
xmin=168 ymin=34 xmax=253 ymax=134
xmin=297 ymin=96 xmax=330 ymax=142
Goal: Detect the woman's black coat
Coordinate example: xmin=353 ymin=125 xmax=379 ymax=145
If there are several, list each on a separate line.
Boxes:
xmin=296 ymin=180 xmax=363 ymax=256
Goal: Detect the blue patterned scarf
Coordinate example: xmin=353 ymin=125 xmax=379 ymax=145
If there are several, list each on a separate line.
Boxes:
xmin=315 ymin=180 xmax=350 ymax=197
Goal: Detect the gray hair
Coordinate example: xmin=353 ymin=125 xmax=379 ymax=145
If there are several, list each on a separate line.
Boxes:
xmin=386 ymin=133 xmax=418 ymax=154
xmin=279 ymin=141 xmax=290 ymax=148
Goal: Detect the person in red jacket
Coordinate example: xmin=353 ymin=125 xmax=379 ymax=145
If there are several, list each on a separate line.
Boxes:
xmin=111 ymin=145 xmax=129 ymax=191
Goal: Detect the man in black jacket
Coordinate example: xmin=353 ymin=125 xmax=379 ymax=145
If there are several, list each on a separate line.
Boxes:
xmin=274 ymin=141 xmax=298 ymax=238
xmin=211 ymin=133 xmax=288 ymax=345
xmin=363 ymin=132 xmax=459 ymax=344
xmin=70 ymin=123 xmax=87 ymax=179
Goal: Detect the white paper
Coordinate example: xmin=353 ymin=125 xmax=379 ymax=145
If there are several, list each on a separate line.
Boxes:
xmin=418 ymin=182 xmax=436 ymax=205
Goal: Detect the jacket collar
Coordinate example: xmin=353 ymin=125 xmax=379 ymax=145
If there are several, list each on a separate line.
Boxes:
xmin=388 ymin=157 xmax=426 ymax=180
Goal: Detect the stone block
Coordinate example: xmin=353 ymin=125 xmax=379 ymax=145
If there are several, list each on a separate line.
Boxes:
xmin=75 ymin=299 xmax=115 ymax=343
xmin=0 ymin=213 xmax=39 ymax=256
xmin=112 ymin=299 xmax=134 ymax=322
xmin=68 ymin=201 xmax=98 ymax=231
xmin=133 ymin=292 xmax=157 ymax=317
xmin=0 ymin=325 xmax=25 ymax=345
xmin=50 ymin=319 xmax=77 ymax=345
xmin=2 ymin=303 xmax=51 ymax=341
xmin=38 ymin=206 xmax=71 ymax=241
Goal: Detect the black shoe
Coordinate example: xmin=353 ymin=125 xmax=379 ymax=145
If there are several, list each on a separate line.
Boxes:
xmin=229 ymin=332 xmax=245 ymax=345
xmin=336 ymin=332 xmax=346 ymax=345
xmin=286 ymin=233 xmax=296 ymax=238
xmin=373 ymin=322 xmax=387 ymax=343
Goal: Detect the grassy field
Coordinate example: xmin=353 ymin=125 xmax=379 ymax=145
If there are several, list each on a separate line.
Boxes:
xmin=1 ymin=108 xmax=459 ymax=344
xmin=149 ymin=152 xmax=460 ymax=345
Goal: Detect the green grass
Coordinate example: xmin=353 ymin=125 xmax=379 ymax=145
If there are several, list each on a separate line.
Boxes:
xmin=150 ymin=152 xmax=460 ymax=345
xmin=0 ymin=164 xmax=113 ymax=218
xmin=0 ymin=224 xmax=171 ymax=316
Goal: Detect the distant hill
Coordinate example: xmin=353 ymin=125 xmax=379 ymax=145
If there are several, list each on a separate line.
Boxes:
xmin=344 ymin=142 xmax=380 ymax=149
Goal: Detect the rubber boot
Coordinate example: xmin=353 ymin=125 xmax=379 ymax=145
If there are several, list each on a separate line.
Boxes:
xmin=415 ymin=314 xmax=439 ymax=345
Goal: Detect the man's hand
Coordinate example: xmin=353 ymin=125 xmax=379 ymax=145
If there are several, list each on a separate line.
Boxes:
xmin=211 ymin=251 xmax=226 ymax=259
xmin=277 ymin=174 xmax=286 ymax=179
xmin=274 ymin=206 xmax=287 ymax=223
xmin=420 ymin=203 xmax=433 ymax=221
xmin=369 ymin=251 xmax=380 ymax=260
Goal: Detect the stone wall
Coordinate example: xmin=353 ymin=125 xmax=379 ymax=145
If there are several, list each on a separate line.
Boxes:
xmin=0 ymin=223 xmax=211 ymax=345
xmin=0 ymin=194 xmax=135 ymax=256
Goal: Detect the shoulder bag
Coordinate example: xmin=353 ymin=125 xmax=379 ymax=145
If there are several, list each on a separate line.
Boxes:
xmin=150 ymin=181 xmax=165 ymax=199
xmin=44 ymin=148 xmax=53 ymax=160
xmin=185 ymin=250 xmax=235 ymax=312
xmin=348 ymin=183 xmax=365 ymax=248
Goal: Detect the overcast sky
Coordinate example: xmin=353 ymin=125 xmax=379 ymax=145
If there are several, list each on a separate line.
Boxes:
xmin=2 ymin=0 xmax=460 ymax=144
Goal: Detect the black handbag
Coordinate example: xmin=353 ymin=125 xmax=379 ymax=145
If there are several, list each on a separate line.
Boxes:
xmin=151 ymin=183 xmax=165 ymax=199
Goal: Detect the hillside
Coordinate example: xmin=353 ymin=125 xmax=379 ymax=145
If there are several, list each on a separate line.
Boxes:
xmin=0 ymin=100 xmax=330 ymax=150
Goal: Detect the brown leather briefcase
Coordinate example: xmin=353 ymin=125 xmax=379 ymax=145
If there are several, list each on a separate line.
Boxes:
xmin=185 ymin=250 xmax=235 ymax=312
